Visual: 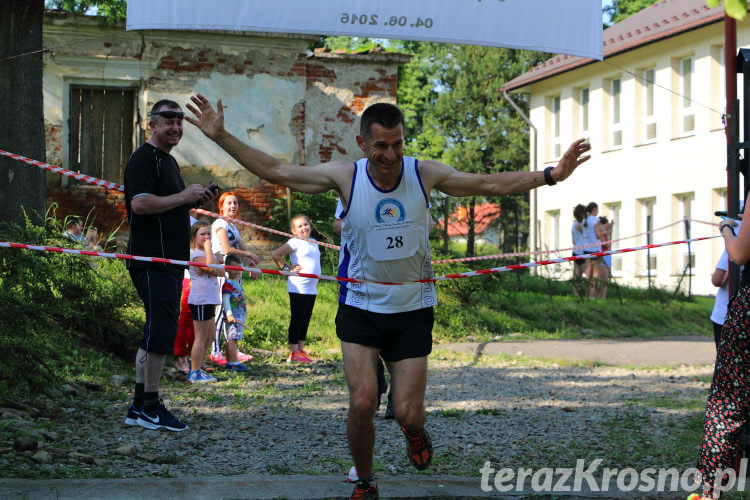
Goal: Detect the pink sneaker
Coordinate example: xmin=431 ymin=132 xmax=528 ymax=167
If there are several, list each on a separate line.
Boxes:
xmin=209 ymin=353 xmax=227 ymax=366
xmin=237 ymin=351 xmax=253 ymax=362
xmin=287 ymin=350 xmax=312 ymax=363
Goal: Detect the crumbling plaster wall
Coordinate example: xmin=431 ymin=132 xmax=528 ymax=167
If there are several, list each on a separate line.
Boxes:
xmin=41 ymin=13 xmax=407 ymax=248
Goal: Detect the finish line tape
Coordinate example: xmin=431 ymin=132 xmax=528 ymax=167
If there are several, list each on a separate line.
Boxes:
xmin=0 ymin=235 xmax=718 ymax=285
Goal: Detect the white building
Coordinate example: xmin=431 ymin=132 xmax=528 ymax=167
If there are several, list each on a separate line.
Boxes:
xmin=503 ymin=0 xmax=749 ymax=295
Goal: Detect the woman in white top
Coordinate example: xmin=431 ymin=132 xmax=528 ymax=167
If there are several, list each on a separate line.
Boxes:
xmin=271 ymin=214 xmax=321 ymax=363
xmin=210 ymin=192 xmax=260 ymax=364
xmin=571 ymin=204 xmax=588 ymax=281
xmin=583 ymin=202 xmax=606 ymax=299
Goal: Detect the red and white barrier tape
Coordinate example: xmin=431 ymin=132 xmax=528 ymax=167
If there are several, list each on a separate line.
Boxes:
xmin=0 ymin=149 xmax=335 ymax=248
xmin=0 ymin=150 xmax=124 ymax=191
xmin=431 ymin=218 xmax=716 ymax=264
xmin=0 ymin=148 xmax=727 ymax=264
xmin=0 ymin=235 xmax=719 ymax=285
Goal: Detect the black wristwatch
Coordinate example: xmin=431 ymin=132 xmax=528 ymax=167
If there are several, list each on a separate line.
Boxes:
xmin=720 ymin=222 xmax=735 ymax=236
xmin=543 ymin=166 xmax=556 ymax=186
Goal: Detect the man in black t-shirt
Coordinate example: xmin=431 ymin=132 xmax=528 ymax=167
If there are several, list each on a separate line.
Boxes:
xmin=123 ymin=99 xmax=217 ymax=432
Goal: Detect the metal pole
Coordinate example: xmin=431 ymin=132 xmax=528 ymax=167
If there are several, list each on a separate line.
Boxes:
xmin=502 ymin=90 xmax=537 ymax=270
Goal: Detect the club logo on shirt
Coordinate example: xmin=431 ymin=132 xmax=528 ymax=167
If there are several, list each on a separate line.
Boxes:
xmin=375 ymin=198 xmax=406 ymax=223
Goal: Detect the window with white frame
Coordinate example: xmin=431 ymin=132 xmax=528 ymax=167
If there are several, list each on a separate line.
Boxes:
xmin=642 ymin=68 xmax=657 ymax=142
xmin=676 ymin=193 xmax=695 ymax=273
xmin=680 ymin=56 xmax=695 ymax=134
xmin=604 ymin=202 xmax=621 ymax=272
xmin=610 ymin=78 xmax=622 ymax=148
xmin=551 ymin=95 xmax=561 ymax=158
xmin=579 ymin=87 xmax=590 ymax=142
xmin=545 ymin=210 xmax=561 ymax=274
xmin=639 ymin=198 xmax=656 ymax=274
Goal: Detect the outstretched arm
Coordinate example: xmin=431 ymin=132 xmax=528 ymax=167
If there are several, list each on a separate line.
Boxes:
xmin=424 ymin=139 xmax=591 ymax=197
xmin=185 ymin=94 xmax=348 ymax=194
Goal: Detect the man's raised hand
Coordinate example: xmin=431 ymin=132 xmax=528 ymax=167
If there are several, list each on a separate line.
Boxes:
xmin=185 ymin=94 xmax=224 ymax=140
xmin=551 ymin=139 xmax=591 ymax=183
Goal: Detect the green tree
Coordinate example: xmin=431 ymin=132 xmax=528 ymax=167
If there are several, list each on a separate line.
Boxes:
xmin=426 ymin=45 xmax=544 ymax=256
xmin=603 ymin=0 xmax=659 ymax=26
xmin=706 ymin=0 xmax=747 ymax=20
xmin=45 ymin=0 xmax=126 ymax=24
xmin=0 ymin=0 xmax=46 ymax=227
xmin=395 ymin=42 xmax=458 ymax=253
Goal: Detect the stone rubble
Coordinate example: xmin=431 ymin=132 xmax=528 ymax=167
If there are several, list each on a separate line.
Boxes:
xmin=0 ymin=353 xmax=713 ymax=480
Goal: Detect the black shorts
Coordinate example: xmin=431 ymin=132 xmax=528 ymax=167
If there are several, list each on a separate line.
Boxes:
xmin=189 ymin=304 xmax=217 ymax=321
xmin=335 ymin=303 xmax=433 ymax=362
xmin=129 ymin=266 xmax=183 ymax=355
xmin=572 ymin=253 xmax=585 ymax=266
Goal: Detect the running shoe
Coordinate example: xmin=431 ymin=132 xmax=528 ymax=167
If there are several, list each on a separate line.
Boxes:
xmin=237 ymin=351 xmax=254 ymax=362
xmin=209 ymin=353 xmax=227 ymax=365
xmin=136 ymin=402 xmax=188 ymax=432
xmin=227 ymin=362 xmax=249 ymax=371
xmin=124 ymin=405 xmax=140 ymax=426
xmin=350 ymin=479 xmax=378 ymax=499
xmin=297 ymin=350 xmax=313 ymax=363
xmin=188 ymin=369 xmax=216 ymax=383
xmin=401 ymin=426 xmax=432 ymax=470
xmin=287 ymin=351 xmax=311 ymax=363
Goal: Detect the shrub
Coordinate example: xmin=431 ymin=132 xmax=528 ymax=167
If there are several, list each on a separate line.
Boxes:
xmin=0 ymin=209 xmax=141 ymax=399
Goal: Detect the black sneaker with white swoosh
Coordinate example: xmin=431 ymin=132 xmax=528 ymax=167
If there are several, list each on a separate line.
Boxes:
xmin=136 ymin=402 xmax=188 ymax=432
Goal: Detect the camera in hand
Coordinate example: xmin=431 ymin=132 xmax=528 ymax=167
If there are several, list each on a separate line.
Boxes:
xmin=192 ymin=182 xmax=220 ymax=208
xmin=205 ymin=182 xmax=219 ymax=195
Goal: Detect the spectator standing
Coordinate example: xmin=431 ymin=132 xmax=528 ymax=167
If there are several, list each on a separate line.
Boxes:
xmin=271 ymin=214 xmax=320 ymax=363
xmin=210 ymin=191 xmax=260 ymax=365
xmin=582 ymin=202 xmax=604 ymax=299
xmin=221 ymin=254 xmax=249 ymax=371
xmin=596 ymin=215 xmax=614 ymax=299
xmin=123 ymin=99 xmax=216 ymax=431
xmin=710 ymin=214 xmax=743 ymax=349
xmin=695 ymin=207 xmax=750 ymax=498
xmin=187 ymin=221 xmax=223 ymax=383
xmin=571 ymin=204 xmax=587 ymax=282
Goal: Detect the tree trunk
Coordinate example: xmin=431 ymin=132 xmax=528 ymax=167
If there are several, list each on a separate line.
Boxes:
xmin=0 ymin=0 xmax=46 ymax=227
xmin=466 ymin=196 xmax=476 ymax=257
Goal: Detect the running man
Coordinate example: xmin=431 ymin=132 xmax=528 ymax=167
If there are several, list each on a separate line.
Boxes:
xmin=186 ymin=95 xmax=590 ymax=499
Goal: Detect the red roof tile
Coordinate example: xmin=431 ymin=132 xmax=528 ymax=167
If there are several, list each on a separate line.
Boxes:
xmin=440 ymin=202 xmax=501 ymax=237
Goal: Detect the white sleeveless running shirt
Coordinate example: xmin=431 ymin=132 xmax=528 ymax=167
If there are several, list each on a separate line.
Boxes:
xmin=337 ymin=156 xmax=437 ymax=313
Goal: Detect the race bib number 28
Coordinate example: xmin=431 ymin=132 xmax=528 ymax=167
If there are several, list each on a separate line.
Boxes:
xmin=367 ymin=220 xmax=418 ymax=261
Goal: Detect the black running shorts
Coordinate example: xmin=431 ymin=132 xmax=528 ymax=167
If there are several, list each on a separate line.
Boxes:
xmin=129 ymin=266 xmax=183 ymax=355
xmin=335 ymin=303 xmax=433 ymax=362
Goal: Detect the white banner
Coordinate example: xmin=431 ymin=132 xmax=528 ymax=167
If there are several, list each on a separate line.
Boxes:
xmin=126 ymin=0 xmax=603 ymax=60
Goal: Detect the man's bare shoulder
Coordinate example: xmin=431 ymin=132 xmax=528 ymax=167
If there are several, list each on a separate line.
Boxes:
xmin=417 ymin=159 xmax=454 ymax=188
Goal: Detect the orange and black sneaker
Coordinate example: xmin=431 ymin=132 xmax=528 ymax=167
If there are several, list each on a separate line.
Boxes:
xmin=401 ymin=426 xmax=433 ymax=470
xmin=350 ymin=478 xmax=378 ymax=499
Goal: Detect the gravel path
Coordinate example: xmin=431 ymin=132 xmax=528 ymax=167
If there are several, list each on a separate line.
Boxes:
xmin=1 ymin=349 xmax=713 ymax=482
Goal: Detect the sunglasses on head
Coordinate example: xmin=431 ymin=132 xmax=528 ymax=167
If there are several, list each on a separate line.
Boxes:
xmin=150 ymin=110 xmax=185 ymax=120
